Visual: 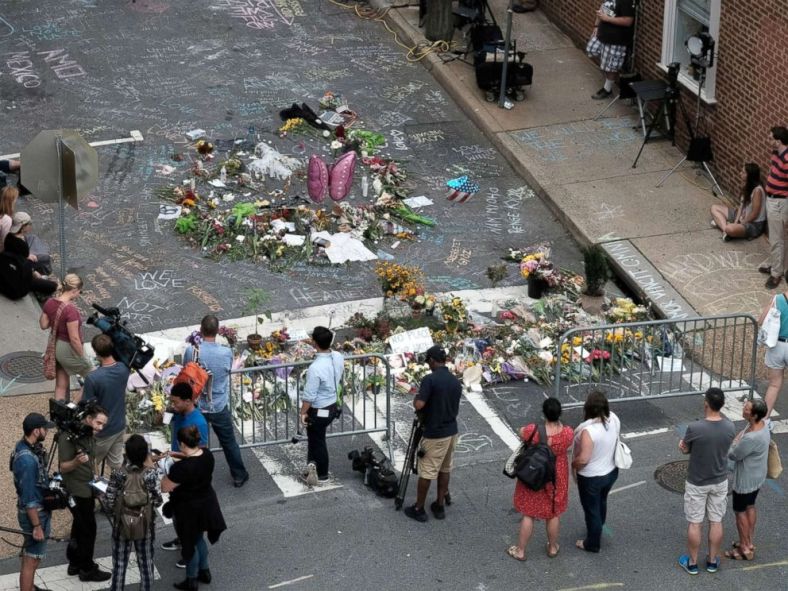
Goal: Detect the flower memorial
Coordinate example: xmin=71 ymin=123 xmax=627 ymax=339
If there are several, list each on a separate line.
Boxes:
xmin=155 ymin=95 xmax=436 ymax=271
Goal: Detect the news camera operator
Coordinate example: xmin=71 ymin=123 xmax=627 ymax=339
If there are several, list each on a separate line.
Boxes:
xmin=56 ymin=401 xmax=112 ymax=582
xmin=11 ymin=413 xmax=56 ymax=591
xmin=404 ymin=346 xmax=462 ymax=523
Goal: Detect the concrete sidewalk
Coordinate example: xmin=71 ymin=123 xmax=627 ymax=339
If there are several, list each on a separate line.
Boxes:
xmin=376 ymin=1 xmax=774 ymax=320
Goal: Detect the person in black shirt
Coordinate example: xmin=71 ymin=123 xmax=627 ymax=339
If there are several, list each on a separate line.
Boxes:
xmin=404 ymin=346 xmax=462 ymax=523
xmin=1 ymin=212 xmax=57 ymax=299
xmin=585 ymin=0 xmax=636 ymax=100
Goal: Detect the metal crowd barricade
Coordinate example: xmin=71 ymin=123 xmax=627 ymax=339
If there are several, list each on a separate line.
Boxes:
xmin=553 ymin=314 xmax=758 ymax=408
xmin=222 ymin=353 xmax=393 ymax=459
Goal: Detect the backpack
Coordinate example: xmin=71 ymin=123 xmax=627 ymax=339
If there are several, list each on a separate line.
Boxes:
xmin=365 ymin=453 xmax=398 ymax=498
xmin=515 ymin=424 xmax=557 ymax=502
xmin=174 ymin=345 xmax=212 ymax=402
xmin=115 ymin=467 xmax=152 ymax=540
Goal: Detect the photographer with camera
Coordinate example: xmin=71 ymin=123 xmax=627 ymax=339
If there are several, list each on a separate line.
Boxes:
xmin=299 ymin=326 xmax=344 ymax=487
xmin=57 ymin=401 xmax=112 ymax=582
xmin=11 ymin=413 xmax=56 ymax=591
xmin=83 ymin=333 xmax=130 ymax=473
xmin=404 ymin=346 xmax=462 ymax=523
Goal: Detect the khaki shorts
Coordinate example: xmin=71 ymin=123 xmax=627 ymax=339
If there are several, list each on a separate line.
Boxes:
xmin=684 ymin=480 xmax=728 ymax=523
xmin=55 ymin=340 xmax=92 ymax=376
xmin=418 ymin=434 xmax=458 ymax=480
xmin=93 ymin=430 xmax=125 ymax=471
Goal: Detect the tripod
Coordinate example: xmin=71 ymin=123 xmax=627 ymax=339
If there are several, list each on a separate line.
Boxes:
xmin=394 ymin=417 xmax=423 ymax=510
xmin=393 ymin=416 xmax=452 ymax=510
xmin=656 ymin=67 xmax=725 ymax=196
xmin=631 ymin=83 xmax=678 ymax=169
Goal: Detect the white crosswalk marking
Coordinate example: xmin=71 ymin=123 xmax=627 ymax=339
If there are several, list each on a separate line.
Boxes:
xmin=0 ymin=555 xmax=160 ymax=590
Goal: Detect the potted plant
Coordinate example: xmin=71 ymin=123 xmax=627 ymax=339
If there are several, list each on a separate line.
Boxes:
xmin=580 ymin=244 xmax=609 ymax=315
xmin=365 ymin=374 xmax=386 ymax=395
xmin=243 ymin=287 xmax=272 ymax=350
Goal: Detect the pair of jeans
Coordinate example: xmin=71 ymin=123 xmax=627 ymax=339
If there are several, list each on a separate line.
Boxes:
xmin=18 ymin=509 xmax=51 ymax=559
xmin=306 ymin=411 xmax=335 ymax=479
xmin=204 ymin=406 xmax=248 ymax=482
xmin=186 ymin=535 xmax=209 ymax=579
xmin=110 ymin=529 xmax=155 ymax=591
xmin=577 ymin=468 xmax=618 ymax=552
xmin=67 ymin=495 xmax=98 ymax=572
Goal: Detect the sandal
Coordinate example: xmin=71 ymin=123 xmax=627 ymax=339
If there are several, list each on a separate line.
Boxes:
xmin=732 ymin=541 xmax=757 ymax=551
xmin=724 ymin=548 xmax=754 ymax=561
xmin=547 ymin=543 xmax=560 ymax=558
xmin=506 ymin=545 xmax=526 ymax=562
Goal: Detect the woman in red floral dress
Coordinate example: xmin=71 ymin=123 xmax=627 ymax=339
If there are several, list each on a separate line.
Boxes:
xmin=507 ymin=398 xmax=574 ymax=561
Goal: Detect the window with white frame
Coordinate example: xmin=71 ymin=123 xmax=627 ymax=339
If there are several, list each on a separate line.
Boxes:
xmin=661 ymin=0 xmax=720 ymax=102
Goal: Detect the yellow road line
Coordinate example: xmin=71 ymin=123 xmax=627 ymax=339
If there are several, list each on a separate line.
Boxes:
xmin=555 ymin=584 xmax=625 ymax=591
xmin=741 ymin=559 xmax=788 ymax=571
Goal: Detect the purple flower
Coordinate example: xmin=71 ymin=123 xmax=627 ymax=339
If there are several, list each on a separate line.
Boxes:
xmin=186 ymin=330 xmax=203 ymax=347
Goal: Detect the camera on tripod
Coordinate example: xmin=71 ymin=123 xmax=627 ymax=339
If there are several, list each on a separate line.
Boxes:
xmin=87 ymin=303 xmax=154 ymax=372
xmin=49 ymin=398 xmax=98 ymax=440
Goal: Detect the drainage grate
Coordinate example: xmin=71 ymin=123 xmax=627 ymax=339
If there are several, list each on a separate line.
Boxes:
xmin=654 ymin=460 xmax=689 ymax=494
xmin=0 ymin=351 xmax=47 ymax=384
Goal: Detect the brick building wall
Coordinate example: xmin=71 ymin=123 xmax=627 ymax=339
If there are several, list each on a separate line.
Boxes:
xmin=539 ymin=0 xmax=788 ymax=198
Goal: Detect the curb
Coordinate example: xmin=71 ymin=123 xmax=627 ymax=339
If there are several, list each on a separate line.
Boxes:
xmin=372 ymin=4 xmax=699 ymax=319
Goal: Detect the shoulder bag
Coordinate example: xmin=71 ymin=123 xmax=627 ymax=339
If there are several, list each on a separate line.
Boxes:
xmin=758 ymin=295 xmax=782 ymax=348
xmin=767 ymin=437 xmax=783 ymax=479
xmin=614 ymin=437 xmax=633 ymax=469
xmin=43 ymin=302 xmax=67 ymax=380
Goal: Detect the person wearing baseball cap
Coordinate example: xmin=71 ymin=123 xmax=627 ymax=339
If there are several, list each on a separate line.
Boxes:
xmin=405 ymin=345 xmax=462 ymax=522
xmin=12 ymin=413 xmax=56 ymax=591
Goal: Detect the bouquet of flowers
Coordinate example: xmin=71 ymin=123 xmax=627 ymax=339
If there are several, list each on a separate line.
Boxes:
xmin=518 ymin=245 xmax=561 ymax=287
xmin=440 ymin=296 xmax=468 ymax=331
xmin=374 ymin=262 xmax=424 ymax=299
xmin=606 ymin=298 xmax=649 ymax=323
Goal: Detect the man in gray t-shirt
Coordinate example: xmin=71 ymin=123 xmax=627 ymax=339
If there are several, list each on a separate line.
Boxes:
xmin=677 ymin=388 xmax=736 ymax=575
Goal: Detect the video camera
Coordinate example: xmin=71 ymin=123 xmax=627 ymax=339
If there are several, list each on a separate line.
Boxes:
xmin=87 ymin=303 xmax=155 ymax=372
xmin=348 ymin=447 xmax=398 ymax=497
xmin=49 ymin=398 xmax=99 ymax=440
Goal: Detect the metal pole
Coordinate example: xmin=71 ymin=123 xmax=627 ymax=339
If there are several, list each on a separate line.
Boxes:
xmin=56 ymin=136 xmax=67 ymax=280
xmin=497 ymin=0 xmax=514 ymax=108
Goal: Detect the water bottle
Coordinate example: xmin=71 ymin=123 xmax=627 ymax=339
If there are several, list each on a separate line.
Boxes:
xmin=361 ymin=175 xmax=369 ymax=198
xmin=220 ymin=165 xmax=227 ymax=184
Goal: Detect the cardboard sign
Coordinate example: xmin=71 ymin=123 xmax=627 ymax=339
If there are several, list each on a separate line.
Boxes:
xmin=388 ymin=327 xmax=434 ymax=354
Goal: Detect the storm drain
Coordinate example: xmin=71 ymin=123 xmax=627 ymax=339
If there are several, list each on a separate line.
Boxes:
xmin=654 ymin=460 xmax=689 ymax=494
xmin=0 ymin=351 xmax=47 ymax=384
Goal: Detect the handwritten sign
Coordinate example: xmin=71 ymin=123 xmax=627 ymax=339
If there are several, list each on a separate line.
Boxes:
xmin=388 ymin=327 xmax=434 ymax=354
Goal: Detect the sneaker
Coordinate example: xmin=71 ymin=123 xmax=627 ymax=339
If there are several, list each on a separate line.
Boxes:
xmin=591 ymin=87 xmax=613 ymax=100
xmin=706 ymin=556 xmax=720 ymax=573
xmin=765 ymin=275 xmax=782 ymax=289
xmin=758 ymin=264 xmax=772 ymax=274
xmin=78 ymin=567 xmax=111 ymax=582
xmin=722 ymin=232 xmax=731 ymax=242
xmin=176 ymin=559 xmax=187 ymax=569
xmin=304 ymin=462 xmax=318 ymax=487
xmin=161 ymin=538 xmax=181 ymax=551
xmin=430 ymin=501 xmax=446 ymax=520
xmin=678 ymin=554 xmax=699 ymax=575
xmin=403 ymin=504 xmax=428 ymax=523
xmin=710 ymin=220 xmax=717 ymax=228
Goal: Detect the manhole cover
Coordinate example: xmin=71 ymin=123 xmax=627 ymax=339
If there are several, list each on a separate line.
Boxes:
xmin=654 ymin=460 xmax=689 ymax=494
xmin=0 ymin=351 xmax=47 ymax=384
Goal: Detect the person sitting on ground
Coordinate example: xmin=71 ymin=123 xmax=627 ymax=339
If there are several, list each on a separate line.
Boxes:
xmin=710 ymin=163 xmax=766 ymax=241
xmin=0 ymin=213 xmax=58 ymax=300
xmin=11 ymin=210 xmax=51 ymax=275
xmin=0 ymin=185 xmax=19 ymax=252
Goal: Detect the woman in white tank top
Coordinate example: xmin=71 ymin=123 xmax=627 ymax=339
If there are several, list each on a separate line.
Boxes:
xmin=572 ymin=391 xmax=620 ymax=552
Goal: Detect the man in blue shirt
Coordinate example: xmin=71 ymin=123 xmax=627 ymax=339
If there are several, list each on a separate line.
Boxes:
xmin=169 ymin=383 xmax=209 ymax=454
xmin=300 ymin=326 xmax=344 ymax=486
xmin=12 ymin=413 xmax=55 ymax=591
xmin=82 ymin=333 xmax=130 ymax=472
xmin=183 ymin=315 xmax=249 ymax=487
